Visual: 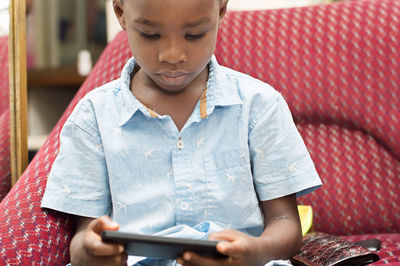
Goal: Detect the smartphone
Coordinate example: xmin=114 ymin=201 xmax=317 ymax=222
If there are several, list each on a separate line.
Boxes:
xmin=102 ymin=230 xmax=227 ymax=260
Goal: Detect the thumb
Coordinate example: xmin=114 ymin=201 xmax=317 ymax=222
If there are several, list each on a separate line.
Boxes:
xmin=216 ymin=240 xmax=248 ymax=259
xmin=88 ymin=216 xmax=120 ymax=235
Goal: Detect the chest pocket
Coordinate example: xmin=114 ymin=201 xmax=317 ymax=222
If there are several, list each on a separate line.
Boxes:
xmin=207 ymin=147 xmax=249 ymax=172
xmin=203 ymin=147 xmax=261 ymax=226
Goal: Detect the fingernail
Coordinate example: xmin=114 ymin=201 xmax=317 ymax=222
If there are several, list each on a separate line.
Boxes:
xmin=118 ymin=245 xmax=124 ymax=253
xmin=183 ymin=253 xmax=191 ymax=261
xmin=218 ymin=242 xmax=227 ymax=251
xmin=106 ymin=219 xmax=118 ymax=227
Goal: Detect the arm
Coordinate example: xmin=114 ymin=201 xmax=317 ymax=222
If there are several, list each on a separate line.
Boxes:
xmin=70 ymin=216 xmax=127 ymax=266
xmin=257 ymin=193 xmax=302 ymax=260
xmin=177 ymin=193 xmax=302 ymax=266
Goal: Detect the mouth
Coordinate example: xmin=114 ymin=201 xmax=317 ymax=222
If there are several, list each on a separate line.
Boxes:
xmin=157 ymin=71 xmax=190 ymax=86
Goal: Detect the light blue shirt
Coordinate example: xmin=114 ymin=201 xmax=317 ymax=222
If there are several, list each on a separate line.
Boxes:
xmin=42 ymin=56 xmax=321 ymax=264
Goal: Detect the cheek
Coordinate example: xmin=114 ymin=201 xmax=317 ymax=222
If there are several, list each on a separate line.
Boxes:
xmin=191 ymin=36 xmax=217 ymax=62
xmin=128 ymin=38 xmax=156 ymax=65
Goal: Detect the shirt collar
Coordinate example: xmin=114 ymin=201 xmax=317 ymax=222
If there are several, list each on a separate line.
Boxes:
xmin=118 ymin=55 xmax=242 ymax=126
xmin=205 ymin=55 xmax=242 ymax=115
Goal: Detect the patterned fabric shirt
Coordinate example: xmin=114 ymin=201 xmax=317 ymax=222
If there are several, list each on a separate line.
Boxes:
xmin=41 ymin=55 xmax=321 ymax=240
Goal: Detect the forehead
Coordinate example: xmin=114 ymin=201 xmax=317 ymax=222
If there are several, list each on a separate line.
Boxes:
xmin=124 ymin=0 xmax=220 ymax=24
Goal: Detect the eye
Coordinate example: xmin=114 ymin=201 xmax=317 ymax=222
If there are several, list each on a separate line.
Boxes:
xmin=140 ymin=32 xmax=161 ymax=40
xmin=185 ymin=33 xmax=206 ymax=40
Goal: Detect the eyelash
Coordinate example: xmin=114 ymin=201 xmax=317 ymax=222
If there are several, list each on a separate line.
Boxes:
xmin=140 ymin=33 xmax=161 ymax=40
xmin=185 ymin=33 xmax=206 ymax=40
xmin=139 ymin=32 xmax=206 ymax=41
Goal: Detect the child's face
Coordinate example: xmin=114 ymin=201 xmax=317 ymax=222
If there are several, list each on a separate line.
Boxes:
xmin=114 ymin=0 xmax=228 ymax=93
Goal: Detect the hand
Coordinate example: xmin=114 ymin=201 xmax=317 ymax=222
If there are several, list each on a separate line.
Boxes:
xmin=177 ymin=229 xmax=265 ymax=266
xmin=70 ymin=216 xmax=128 ymax=266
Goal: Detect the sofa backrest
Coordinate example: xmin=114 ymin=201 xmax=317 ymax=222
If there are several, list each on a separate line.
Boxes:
xmin=0 ymin=36 xmax=10 ymax=201
xmin=215 ymin=0 xmax=400 ymax=235
xmin=0 ymin=36 xmax=9 ymax=113
xmin=0 ymin=32 xmax=132 ymax=265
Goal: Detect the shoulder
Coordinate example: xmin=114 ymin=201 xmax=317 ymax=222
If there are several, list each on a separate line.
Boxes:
xmin=219 ymin=65 xmax=281 ymax=107
xmin=216 ymin=65 xmax=285 ymax=126
xmin=68 ymin=79 xmax=122 ymax=122
xmin=64 ymin=78 xmax=122 ymax=137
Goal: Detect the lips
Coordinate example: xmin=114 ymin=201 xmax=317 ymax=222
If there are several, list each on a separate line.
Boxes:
xmin=157 ymin=71 xmax=190 ymax=86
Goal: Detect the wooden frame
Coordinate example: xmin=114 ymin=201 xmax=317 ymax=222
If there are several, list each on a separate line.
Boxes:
xmin=9 ymin=0 xmax=28 ymax=186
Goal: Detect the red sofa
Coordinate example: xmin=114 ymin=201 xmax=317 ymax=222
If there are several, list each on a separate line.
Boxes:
xmin=0 ymin=36 xmax=11 ymax=202
xmin=0 ymin=0 xmax=399 ymax=264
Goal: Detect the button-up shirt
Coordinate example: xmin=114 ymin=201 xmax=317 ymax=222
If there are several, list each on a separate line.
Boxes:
xmin=42 ymin=55 xmax=321 ymax=241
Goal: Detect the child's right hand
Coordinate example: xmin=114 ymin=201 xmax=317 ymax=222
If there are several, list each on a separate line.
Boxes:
xmin=70 ymin=216 xmax=127 ymax=266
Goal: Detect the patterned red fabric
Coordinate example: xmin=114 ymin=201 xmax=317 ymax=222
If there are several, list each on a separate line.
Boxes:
xmin=0 ymin=110 xmax=10 ymax=201
xmin=0 ymin=36 xmax=9 ymax=113
xmin=342 ymin=234 xmax=400 ymax=264
xmin=0 ymin=0 xmax=399 ymax=264
xmin=0 ymin=32 xmax=131 ymax=265
xmin=215 ymin=0 xmax=400 ymax=236
xmin=0 ymin=36 xmax=11 ymax=202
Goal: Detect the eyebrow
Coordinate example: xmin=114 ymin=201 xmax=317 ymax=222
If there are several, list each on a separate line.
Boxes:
xmin=134 ymin=18 xmax=162 ymax=27
xmin=183 ymin=17 xmax=212 ymax=28
xmin=134 ymin=17 xmax=212 ymax=28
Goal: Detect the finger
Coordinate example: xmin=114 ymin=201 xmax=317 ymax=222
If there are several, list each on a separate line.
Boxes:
xmin=84 ymin=228 xmax=124 ymax=256
xmin=209 ymin=229 xmax=245 ymax=242
xmin=180 ymin=251 xmax=224 ymax=266
xmin=88 ymin=216 xmax=120 ymax=234
xmin=87 ymin=253 xmax=128 ymax=266
xmin=216 ymin=240 xmax=248 ymax=259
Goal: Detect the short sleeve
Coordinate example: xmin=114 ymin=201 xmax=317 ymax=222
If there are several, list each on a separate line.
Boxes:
xmin=249 ymin=94 xmax=322 ymax=201
xmin=41 ymin=100 xmax=111 ymax=218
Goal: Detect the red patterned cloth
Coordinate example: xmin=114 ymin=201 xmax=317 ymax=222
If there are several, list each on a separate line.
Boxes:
xmin=0 ymin=36 xmax=11 ymax=202
xmin=0 ymin=32 xmax=132 ymax=265
xmin=0 ymin=0 xmax=399 ymax=264
xmin=0 ymin=110 xmax=10 ymax=202
xmin=342 ymin=234 xmax=400 ymax=265
xmin=0 ymin=36 xmax=9 ymax=114
xmin=215 ymin=0 xmax=400 ymax=235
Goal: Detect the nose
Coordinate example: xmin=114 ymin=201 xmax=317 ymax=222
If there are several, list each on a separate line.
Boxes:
xmin=158 ymin=38 xmax=187 ymax=65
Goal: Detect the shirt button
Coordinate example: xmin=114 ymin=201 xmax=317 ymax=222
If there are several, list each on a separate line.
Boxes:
xmin=177 ymin=137 xmax=184 ymax=150
xmin=180 ymin=201 xmax=189 ymax=211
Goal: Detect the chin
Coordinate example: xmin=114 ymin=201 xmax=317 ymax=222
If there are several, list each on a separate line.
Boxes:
xmin=153 ymin=78 xmax=194 ymax=94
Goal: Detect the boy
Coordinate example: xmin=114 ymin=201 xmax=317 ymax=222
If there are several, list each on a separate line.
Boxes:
xmin=41 ymin=0 xmax=322 ymax=265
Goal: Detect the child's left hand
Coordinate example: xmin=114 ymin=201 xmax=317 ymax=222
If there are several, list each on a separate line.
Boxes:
xmin=176 ymin=229 xmax=265 ymax=266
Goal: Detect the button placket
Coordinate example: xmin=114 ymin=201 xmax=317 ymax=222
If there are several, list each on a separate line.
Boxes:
xmin=177 ymin=136 xmax=184 ymax=150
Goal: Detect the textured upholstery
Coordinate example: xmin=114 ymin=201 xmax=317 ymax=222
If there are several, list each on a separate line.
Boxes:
xmin=0 ymin=32 xmax=132 ymax=265
xmin=0 ymin=36 xmax=9 ymax=114
xmin=0 ymin=0 xmax=399 ymax=264
xmin=215 ymin=0 xmax=400 ymax=262
xmin=0 ymin=36 xmax=11 ymax=201
xmin=215 ymin=0 xmax=400 ymax=233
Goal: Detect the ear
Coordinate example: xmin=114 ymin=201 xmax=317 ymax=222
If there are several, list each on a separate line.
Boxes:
xmin=218 ymin=0 xmax=229 ymax=29
xmin=113 ymin=0 xmax=127 ymax=31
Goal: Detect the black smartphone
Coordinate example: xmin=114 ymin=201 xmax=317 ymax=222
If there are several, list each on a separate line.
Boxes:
xmin=102 ymin=230 xmax=227 ymax=259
